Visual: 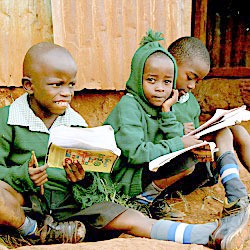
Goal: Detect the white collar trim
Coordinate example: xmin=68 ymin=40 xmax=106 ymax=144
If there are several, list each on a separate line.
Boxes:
xmin=8 ymin=93 xmax=88 ymax=133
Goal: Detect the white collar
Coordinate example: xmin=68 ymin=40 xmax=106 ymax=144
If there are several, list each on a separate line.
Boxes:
xmin=8 ymin=93 xmax=88 ymax=133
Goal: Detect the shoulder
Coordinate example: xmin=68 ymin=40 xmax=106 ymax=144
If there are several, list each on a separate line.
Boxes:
xmin=189 ymin=93 xmax=200 ymax=108
xmin=104 ymin=95 xmax=143 ymax=125
xmin=67 ymin=106 xmax=88 ymax=127
xmin=111 ymin=94 xmax=142 ymax=113
xmin=0 ymin=105 xmax=10 ymax=123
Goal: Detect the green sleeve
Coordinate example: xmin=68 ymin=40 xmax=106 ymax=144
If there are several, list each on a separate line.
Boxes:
xmin=104 ymin=99 xmax=184 ymax=165
xmin=0 ymin=107 xmax=37 ymax=193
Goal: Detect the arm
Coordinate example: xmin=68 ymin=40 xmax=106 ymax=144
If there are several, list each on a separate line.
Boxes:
xmin=0 ymin=124 xmax=37 ymax=193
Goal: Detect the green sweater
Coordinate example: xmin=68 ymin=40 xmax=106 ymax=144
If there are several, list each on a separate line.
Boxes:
xmin=0 ymin=105 xmax=85 ymax=194
xmin=172 ymin=93 xmax=201 ymax=129
xmin=103 ymin=35 xmax=184 ymax=196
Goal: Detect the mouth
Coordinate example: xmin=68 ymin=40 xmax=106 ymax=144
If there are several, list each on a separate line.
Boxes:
xmin=152 ymin=96 xmax=166 ymax=101
xmin=54 ymin=101 xmax=69 ymax=107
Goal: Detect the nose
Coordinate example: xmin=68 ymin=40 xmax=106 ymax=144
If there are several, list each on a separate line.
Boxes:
xmin=155 ymin=81 xmax=165 ymax=91
xmin=60 ymin=86 xmax=73 ymax=96
xmin=187 ymin=80 xmax=196 ymax=90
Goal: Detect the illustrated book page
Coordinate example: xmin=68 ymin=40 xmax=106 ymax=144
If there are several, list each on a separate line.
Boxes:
xmin=46 ymin=125 xmax=121 ymax=173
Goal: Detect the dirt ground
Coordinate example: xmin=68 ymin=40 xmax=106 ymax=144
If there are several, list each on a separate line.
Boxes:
xmin=0 ymin=158 xmax=249 ymax=250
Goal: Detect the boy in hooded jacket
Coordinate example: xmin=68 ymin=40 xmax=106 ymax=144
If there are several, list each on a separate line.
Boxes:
xmin=103 ymin=30 xmax=203 ymax=218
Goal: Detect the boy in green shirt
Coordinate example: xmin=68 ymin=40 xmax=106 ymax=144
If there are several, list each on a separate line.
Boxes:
xmin=168 ymin=36 xmax=250 ymax=199
xmin=103 ymin=31 xmax=204 ymax=219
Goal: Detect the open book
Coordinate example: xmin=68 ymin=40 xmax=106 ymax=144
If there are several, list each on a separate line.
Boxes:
xmin=149 ymin=141 xmax=217 ymax=172
xmin=149 ymin=105 xmax=250 ymax=172
xmin=46 ymin=125 xmax=121 ymax=173
xmin=185 ymin=105 xmax=250 ymax=138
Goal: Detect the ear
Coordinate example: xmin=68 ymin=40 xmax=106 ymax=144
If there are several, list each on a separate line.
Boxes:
xmin=22 ymin=77 xmax=34 ymax=94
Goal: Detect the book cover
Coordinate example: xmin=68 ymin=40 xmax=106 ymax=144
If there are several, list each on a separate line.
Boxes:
xmin=46 ymin=125 xmax=121 ymax=173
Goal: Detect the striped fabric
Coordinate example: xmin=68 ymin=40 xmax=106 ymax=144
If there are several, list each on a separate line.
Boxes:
xmin=151 ymin=220 xmax=194 ymax=244
xmin=7 ymin=93 xmax=87 ymax=133
xmin=220 ymin=164 xmax=239 ymax=184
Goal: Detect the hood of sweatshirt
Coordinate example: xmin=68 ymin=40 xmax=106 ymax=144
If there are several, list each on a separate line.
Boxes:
xmin=126 ymin=30 xmax=178 ymax=117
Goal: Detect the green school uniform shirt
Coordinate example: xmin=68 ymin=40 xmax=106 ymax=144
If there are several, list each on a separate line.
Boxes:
xmin=172 ymin=92 xmax=201 ymax=129
xmin=0 ymin=93 xmax=87 ymax=194
xmin=103 ymin=39 xmax=185 ymax=196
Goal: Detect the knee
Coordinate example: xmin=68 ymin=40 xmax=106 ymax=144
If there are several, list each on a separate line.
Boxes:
xmin=0 ymin=181 xmax=24 ymax=205
xmin=184 ymin=166 xmax=195 ymax=176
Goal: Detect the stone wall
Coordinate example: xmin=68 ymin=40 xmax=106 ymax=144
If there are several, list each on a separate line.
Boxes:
xmin=0 ymin=78 xmax=249 ymax=132
xmin=193 ymin=78 xmax=250 ymax=132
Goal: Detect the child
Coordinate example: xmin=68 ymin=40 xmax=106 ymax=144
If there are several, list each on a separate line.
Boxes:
xmin=167 ymin=36 xmax=250 ymax=193
xmin=0 ymin=40 xmax=248 ymax=250
xmin=103 ymin=30 xmax=207 ymax=220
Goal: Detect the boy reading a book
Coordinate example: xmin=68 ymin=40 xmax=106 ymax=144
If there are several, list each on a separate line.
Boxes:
xmin=167 ymin=36 xmax=250 ymax=193
xmin=0 ymin=39 xmax=249 ymax=250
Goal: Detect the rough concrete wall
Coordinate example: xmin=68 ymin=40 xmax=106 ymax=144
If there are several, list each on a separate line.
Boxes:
xmin=0 ymin=78 xmax=249 ymax=131
xmin=193 ymin=78 xmax=250 ymax=132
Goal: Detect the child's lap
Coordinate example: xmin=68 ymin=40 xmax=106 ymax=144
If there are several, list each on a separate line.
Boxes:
xmin=22 ymin=190 xmax=128 ymax=230
xmin=142 ymin=152 xmax=197 ymax=188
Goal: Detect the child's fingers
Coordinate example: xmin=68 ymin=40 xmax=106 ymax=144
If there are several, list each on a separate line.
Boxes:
xmin=72 ymin=160 xmax=85 ymax=180
xmin=32 ymin=174 xmax=48 ymax=187
xmin=29 ymin=169 xmax=48 ymax=184
xmin=28 ymin=164 xmax=48 ymax=176
xmin=64 ymin=163 xmax=76 ymax=182
xmin=64 ymin=161 xmax=85 ymax=182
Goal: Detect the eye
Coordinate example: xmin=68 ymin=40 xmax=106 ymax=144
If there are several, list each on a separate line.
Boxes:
xmin=50 ymin=82 xmax=62 ymax=87
xmin=69 ymin=82 xmax=76 ymax=87
xmin=147 ymin=77 xmax=155 ymax=83
xmin=164 ymin=80 xmax=172 ymax=85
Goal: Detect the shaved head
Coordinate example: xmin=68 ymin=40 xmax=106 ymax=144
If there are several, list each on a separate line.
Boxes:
xmin=23 ymin=42 xmax=76 ymax=78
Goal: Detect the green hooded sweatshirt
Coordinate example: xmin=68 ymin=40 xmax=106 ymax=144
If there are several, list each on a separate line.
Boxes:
xmin=103 ymin=30 xmax=185 ymax=196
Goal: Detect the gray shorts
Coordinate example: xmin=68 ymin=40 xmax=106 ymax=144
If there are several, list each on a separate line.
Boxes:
xmin=24 ymin=191 xmax=128 ymax=230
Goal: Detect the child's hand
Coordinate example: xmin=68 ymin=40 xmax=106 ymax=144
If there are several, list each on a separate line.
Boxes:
xmin=162 ymin=89 xmax=179 ymax=112
xmin=183 ymin=122 xmax=195 ymax=135
xmin=181 ymin=135 xmax=203 ymax=148
xmin=28 ymin=156 xmax=48 ymax=193
xmin=63 ymin=159 xmax=85 ymax=183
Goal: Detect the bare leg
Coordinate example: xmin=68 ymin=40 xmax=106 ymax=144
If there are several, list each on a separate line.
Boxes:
xmin=0 ymin=181 xmax=25 ymax=228
xmin=230 ymin=125 xmax=250 ymax=172
xmin=153 ymin=166 xmax=195 ymax=189
xmin=215 ymin=127 xmax=234 ymax=157
xmin=104 ymin=208 xmax=155 ymax=237
xmin=0 ymin=181 xmax=24 ymax=205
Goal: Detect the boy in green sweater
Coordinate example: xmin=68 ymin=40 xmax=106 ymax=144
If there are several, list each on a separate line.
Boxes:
xmin=103 ymin=30 xmax=204 ymax=220
xmin=168 ymin=36 xmax=250 ymax=198
xmin=0 ymin=37 xmax=248 ymax=250
xmin=168 ymin=36 xmax=250 ymax=173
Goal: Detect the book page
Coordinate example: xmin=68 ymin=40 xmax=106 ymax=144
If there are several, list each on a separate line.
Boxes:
xmin=149 ymin=141 xmax=217 ymax=172
xmin=49 ymin=125 xmax=121 ymax=156
xmin=185 ymin=105 xmax=248 ymax=137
